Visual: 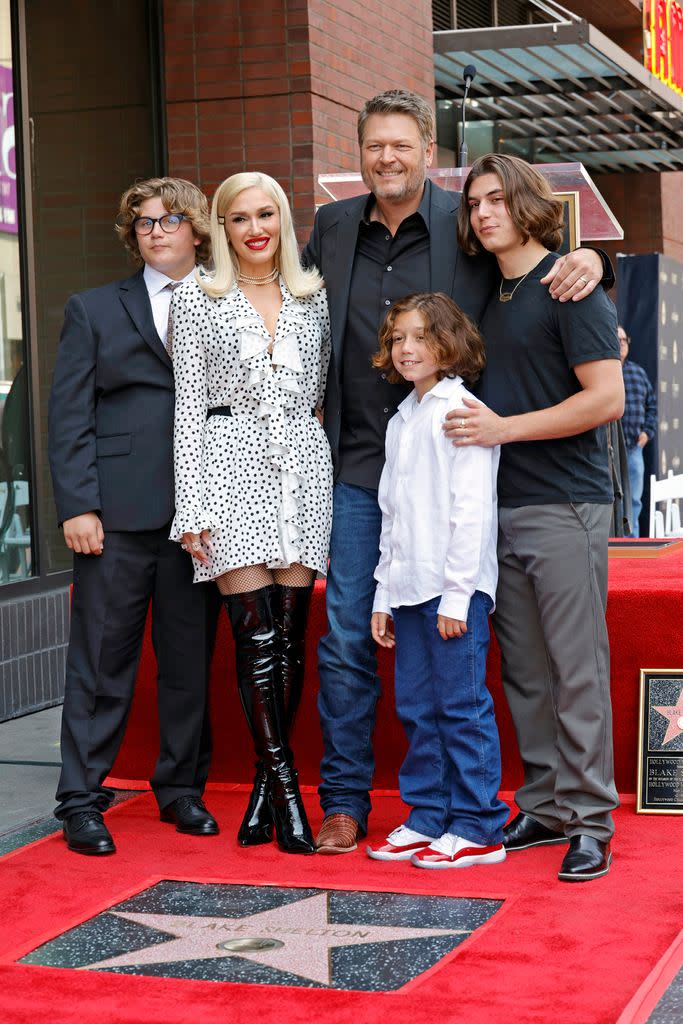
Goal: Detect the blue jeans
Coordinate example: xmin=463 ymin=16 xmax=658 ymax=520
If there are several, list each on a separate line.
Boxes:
xmin=627 ymin=445 xmax=645 ymax=537
xmin=317 ymin=482 xmax=382 ymax=830
xmin=393 ymin=593 xmax=508 ymax=845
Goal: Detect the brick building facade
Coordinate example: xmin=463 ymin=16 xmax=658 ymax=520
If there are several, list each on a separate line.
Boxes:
xmin=163 ymin=0 xmax=434 ymax=240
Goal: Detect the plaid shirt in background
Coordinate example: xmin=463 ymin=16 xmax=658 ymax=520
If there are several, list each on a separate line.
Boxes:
xmin=621 ymin=359 xmax=657 ymax=449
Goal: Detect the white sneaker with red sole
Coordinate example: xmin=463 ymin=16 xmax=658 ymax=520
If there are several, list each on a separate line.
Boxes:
xmin=366 ymin=824 xmax=436 ymax=861
xmin=411 ymin=832 xmax=506 ymax=869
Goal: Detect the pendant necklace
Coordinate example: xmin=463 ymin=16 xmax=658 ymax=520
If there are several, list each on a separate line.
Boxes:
xmin=499 ymin=268 xmax=532 ymax=303
xmin=238 ymin=267 xmax=279 ymax=286
xmin=499 ymin=251 xmax=550 ymax=302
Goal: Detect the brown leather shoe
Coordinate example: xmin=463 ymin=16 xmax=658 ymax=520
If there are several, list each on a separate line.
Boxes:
xmin=316 ymin=813 xmax=359 ymax=854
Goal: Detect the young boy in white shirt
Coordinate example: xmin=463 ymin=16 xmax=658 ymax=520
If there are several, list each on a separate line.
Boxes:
xmin=368 ymin=292 xmax=508 ymax=868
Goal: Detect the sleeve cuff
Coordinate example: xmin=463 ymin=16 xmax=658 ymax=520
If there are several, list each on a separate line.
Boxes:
xmin=437 ymin=592 xmax=471 ymax=622
xmin=372 ymin=586 xmax=392 ymax=615
xmin=170 ymin=512 xmax=212 ymax=540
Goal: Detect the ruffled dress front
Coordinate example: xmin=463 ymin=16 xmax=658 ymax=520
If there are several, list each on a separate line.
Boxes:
xmin=170 ymin=275 xmax=333 ymax=582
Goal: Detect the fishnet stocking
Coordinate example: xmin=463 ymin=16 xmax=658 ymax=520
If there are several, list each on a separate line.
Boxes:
xmin=273 ymin=565 xmax=315 ymax=588
xmin=216 ymin=563 xmax=314 ymax=595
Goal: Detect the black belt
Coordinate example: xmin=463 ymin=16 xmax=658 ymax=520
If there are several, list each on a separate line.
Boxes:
xmin=207 ymin=406 xmax=317 ymax=418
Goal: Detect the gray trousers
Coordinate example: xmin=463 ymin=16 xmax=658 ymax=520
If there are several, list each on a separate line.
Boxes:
xmin=494 ymin=503 xmax=618 ymax=842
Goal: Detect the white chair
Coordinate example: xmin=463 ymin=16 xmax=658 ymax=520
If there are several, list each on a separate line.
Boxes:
xmin=649 ymin=470 xmax=683 ymax=537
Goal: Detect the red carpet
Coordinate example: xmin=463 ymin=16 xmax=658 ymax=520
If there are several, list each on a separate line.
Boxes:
xmin=0 ymin=790 xmax=681 ymax=1024
xmin=108 ymin=546 xmax=683 ymax=794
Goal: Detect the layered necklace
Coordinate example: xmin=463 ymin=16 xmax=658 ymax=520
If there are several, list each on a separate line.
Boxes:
xmin=237 ymin=266 xmax=279 ymax=286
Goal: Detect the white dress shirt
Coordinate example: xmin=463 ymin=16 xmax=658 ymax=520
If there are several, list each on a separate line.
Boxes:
xmin=373 ymin=375 xmax=499 ymax=622
xmin=143 ymin=264 xmax=197 ymax=347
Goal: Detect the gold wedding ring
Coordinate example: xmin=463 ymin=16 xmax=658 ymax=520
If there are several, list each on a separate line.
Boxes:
xmin=459 ymin=418 xmax=466 ymax=429
xmin=579 ymin=276 xmax=588 ymax=285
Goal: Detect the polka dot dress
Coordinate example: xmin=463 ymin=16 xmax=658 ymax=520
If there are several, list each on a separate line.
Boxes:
xmin=170 ymin=276 xmax=333 ymax=583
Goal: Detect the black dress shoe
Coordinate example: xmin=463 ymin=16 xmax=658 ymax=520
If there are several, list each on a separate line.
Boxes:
xmin=503 ymin=812 xmax=568 ymax=852
xmin=63 ymin=811 xmax=115 ymax=855
xmin=160 ymin=796 xmax=219 ymax=835
xmin=558 ymin=835 xmax=612 ymax=882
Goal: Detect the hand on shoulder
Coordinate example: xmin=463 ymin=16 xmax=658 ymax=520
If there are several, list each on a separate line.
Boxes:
xmin=540 ymin=249 xmax=604 ymax=303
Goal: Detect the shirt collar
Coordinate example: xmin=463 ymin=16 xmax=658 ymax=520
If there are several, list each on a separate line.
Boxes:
xmin=362 ymin=178 xmax=431 ymax=231
xmin=143 ymin=263 xmax=196 ymax=297
xmin=397 ymin=373 xmax=464 ymax=420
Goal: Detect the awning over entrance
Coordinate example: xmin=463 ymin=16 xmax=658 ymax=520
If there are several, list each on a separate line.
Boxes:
xmin=434 ymin=19 xmax=683 ymax=172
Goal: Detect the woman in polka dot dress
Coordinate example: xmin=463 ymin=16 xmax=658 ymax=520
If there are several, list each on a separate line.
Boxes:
xmin=170 ymin=172 xmax=332 ymax=854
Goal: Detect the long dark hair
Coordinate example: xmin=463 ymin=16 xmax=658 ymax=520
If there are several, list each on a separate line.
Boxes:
xmin=457 ymin=153 xmax=564 ymax=256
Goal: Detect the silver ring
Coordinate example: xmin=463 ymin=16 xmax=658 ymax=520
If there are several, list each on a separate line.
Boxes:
xmin=181 ymin=543 xmax=188 ymax=551
xmin=459 ymin=418 xmax=466 ymax=429
xmin=191 ymin=541 xmax=201 ymax=551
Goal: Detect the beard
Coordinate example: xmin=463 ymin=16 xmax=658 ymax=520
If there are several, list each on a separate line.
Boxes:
xmin=361 ymin=156 xmax=428 ymax=204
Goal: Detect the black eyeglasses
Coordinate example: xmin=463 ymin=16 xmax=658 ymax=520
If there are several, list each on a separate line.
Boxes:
xmin=133 ymin=213 xmax=186 ymax=236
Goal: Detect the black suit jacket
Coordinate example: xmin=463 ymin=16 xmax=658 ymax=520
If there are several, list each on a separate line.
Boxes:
xmin=48 ymin=269 xmax=177 ymax=531
xmin=302 ymin=180 xmax=497 ymax=466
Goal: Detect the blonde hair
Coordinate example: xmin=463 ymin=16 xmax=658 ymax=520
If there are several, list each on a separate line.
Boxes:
xmin=199 ymin=172 xmax=323 ymax=299
xmin=115 ymin=177 xmax=211 ymax=266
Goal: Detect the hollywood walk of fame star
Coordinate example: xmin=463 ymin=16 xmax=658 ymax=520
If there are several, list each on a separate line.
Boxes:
xmin=81 ymin=892 xmax=470 ymax=985
xmin=653 ymin=688 xmax=683 ymax=745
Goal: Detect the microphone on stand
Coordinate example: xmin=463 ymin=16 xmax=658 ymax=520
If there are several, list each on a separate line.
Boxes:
xmin=458 ymin=64 xmax=477 ymax=169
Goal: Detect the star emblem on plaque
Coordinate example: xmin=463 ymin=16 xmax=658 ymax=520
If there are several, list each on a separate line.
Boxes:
xmin=637 ymin=670 xmax=683 ymax=813
xmin=19 ymin=881 xmax=503 ymax=990
xmin=652 ymin=688 xmax=683 ymax=746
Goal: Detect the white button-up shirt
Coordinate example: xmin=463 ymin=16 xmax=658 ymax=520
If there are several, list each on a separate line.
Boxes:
xmin=143 ymin=264 xmax=197 ymax=347
xmin=373 ymin=375 xmax=499 ymax=622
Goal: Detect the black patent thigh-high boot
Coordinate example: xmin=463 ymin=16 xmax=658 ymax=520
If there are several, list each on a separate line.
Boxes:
xmin=225 ymin=587 xmax=315 ymax=854
xmin=278 ymin=583 xmax=314 ymax=728
xmin=237 ymin=764 xmax=271 ymax=845
xmin=236 ymin=584 xmax=314 ymax=845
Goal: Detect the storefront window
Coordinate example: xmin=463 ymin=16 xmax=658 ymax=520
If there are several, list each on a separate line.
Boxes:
xmin=25 ymin=0 xmax=160 ymax=574
xmin=0 ymin=4 xmax=32 ymax=584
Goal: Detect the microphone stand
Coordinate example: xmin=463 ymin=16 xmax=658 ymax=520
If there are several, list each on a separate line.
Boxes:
xmin=458 ymin=77 xmax=472 ymax=169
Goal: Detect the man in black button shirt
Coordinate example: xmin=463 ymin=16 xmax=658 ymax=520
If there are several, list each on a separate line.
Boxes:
xmin=303 ymin=89 xmax=608 ymax=854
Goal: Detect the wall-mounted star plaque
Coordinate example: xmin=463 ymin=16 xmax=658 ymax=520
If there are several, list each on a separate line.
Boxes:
xmin=18 ymin=881 xmax=503 ymax=990
xmin=637 ymin=669 xmax=683 ymax=813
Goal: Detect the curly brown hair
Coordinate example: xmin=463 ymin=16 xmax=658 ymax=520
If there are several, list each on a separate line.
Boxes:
xmin=115 ymin=176 xmax=211 ymax=267
xmin=372 ymin=293 xmax=486 ymax=388
xmin=457 ymin=153 xmax=564 ymax=256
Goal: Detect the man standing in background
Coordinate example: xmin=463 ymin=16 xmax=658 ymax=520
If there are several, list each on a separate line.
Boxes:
xmin=618 ymin=325 xmax=657 ymax=536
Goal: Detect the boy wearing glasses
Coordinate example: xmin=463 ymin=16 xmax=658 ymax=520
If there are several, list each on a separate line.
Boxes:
xmin=49 ymin=178 xmax=220 ymax=855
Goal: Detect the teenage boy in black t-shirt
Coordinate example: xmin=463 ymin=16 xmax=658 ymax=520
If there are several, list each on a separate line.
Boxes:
xmin=446 ymin=154 xmax=624 ymax=882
